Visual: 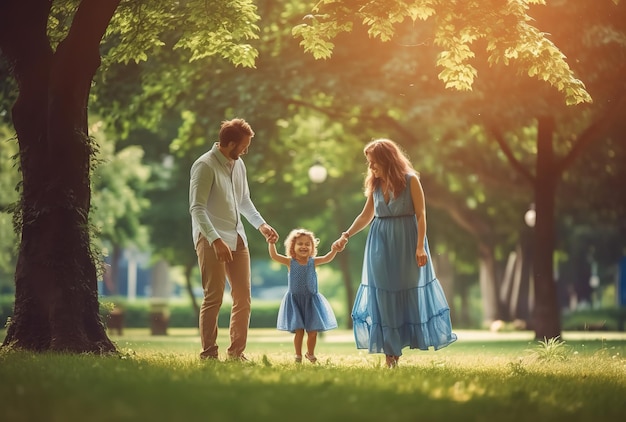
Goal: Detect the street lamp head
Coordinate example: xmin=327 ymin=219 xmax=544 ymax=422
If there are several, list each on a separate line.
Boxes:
xmin=308 ymin=162 xmax=327 ymax=184
xmin=524 ymin=204 xmax=536 ymax=228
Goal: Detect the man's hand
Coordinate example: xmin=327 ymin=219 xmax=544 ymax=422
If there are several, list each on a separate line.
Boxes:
xmin=212 ymin=238 xmax=233 ymax=262
xmin=259 ymin=223 xmax=279 ymax=244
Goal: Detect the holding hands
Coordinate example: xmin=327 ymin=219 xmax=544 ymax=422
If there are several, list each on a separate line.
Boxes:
xmin=260 ymin=223 xmax=279 ymax=244
xmin=332 ymin=232 xmax=350 ymax=252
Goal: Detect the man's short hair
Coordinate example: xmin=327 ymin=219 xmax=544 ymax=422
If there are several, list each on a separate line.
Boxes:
xmin=219 ymin=118 xmax=254 ymax=147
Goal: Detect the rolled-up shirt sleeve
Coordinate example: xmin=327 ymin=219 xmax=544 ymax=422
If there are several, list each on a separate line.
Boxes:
xmin=189 ymin=161 xmax=219 ymax=245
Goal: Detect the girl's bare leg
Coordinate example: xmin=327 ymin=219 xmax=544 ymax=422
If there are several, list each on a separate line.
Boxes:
xmin=305 ymin=331 xmax=318 ymax=363
xmin=294 ymin=329 xmax=305 ymax=362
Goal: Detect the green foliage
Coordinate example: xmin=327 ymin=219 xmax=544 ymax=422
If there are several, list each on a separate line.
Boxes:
xmin=292 ymin=15 xmax=352 ymax=59
xmin=527 ymin=336 xmax=569 ymax=361
xmin=0 ymin=124 xmax=19 ymax=276
xmin=101 ymin=0 xmax=260 ymax=68
xmin=561 ymin=307 xmax=626 ymax=332
xmin=294 ymin=0 xmax=594 ymax=104
xmin=0 ymin=117 xmax=155 ymax=293
xmin=507 ymin=358 xmax=529 ymax=376
xmin=0 ymin=295 xmax=13 ymax=327
xmin=9 ymin=0 xmax=617 ymax=329
xmin=90 ymin=120 xmax=152 ymax=254
xmin=81 ymin=0 xmax=625 ymax=316
xmin=97 ymin=297 xmax=285 ymax=328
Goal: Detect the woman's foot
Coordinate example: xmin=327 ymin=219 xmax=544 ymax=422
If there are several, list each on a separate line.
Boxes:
xmin=305 ymin=352 xmax=317 ymax=363
xmin=294 ymin=355 xmax=302 ymax=363
xmin=385 ymin=355 xmax=399 ymax=368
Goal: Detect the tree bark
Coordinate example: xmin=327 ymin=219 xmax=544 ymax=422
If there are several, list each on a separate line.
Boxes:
xmin=531 ymin=116 xmax=561 ymax=340
xmin=0 ymin=0 xmax=121 ymax=353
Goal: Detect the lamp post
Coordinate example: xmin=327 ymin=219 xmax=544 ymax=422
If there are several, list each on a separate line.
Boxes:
xmin=308 ymin=160 xmax=327 ymax=184
xmin=524 ymin=203 xmax=536 ymax=228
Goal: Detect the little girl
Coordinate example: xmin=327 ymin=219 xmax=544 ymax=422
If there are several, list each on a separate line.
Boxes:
xmin=268 ymin=228 xmax=339 ymax=363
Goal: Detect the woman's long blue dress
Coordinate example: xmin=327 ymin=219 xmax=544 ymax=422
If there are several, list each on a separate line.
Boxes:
xmin=277 ymin=258 xmax=338 ymax=333
xmin=352 ymin=175 xmax=457 ymax=356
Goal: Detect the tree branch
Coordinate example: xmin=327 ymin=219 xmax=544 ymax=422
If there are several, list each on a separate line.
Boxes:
xmin=487 ymin=125 xmax=535 ymax=185
xmin=556 ymin=94 xmax=626 ymax=175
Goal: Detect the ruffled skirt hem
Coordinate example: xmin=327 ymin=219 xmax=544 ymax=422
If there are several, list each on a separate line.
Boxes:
xmin=351 ymin=280 xmax=457 ymax=355
xmin=277 ymin=293 xmax=338 ymax=333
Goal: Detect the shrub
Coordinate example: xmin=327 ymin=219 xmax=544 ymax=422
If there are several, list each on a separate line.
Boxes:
xmin=0 ymin=295 xmax=13 ymax=328
xmin=561 ymin=307 xmax=626 ymax=331
xmin=98 ymin=296 xmax=284 ymax=329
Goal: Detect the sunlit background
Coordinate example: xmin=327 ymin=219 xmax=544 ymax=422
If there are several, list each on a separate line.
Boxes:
xmin=1 ymin=0 xmax=625 ymax=336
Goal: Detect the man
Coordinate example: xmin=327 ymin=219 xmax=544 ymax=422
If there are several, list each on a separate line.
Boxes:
xmin=189 ymin=118 xmax=278 ymax=361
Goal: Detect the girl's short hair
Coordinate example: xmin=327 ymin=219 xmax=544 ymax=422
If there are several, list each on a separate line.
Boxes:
xmin=284 ymin=228 xmax=319 ymax=258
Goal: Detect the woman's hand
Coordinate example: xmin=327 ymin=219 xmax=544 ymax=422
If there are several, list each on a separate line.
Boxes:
xmin=416 ymin=246 xmax=428 ymax=267
xmin=333 ymin=232 xmax=350 ymax=251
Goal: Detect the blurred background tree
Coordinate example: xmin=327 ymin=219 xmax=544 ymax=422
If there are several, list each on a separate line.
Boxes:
xmin=1 ymin=0 xmax=624 ymax=347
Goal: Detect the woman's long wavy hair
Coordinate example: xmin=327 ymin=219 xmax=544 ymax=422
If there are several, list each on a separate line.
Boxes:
xmin=284 ymin=228 xmax=319 ymax=259
xmin=363 ymin=139 xmax=417 ymax=197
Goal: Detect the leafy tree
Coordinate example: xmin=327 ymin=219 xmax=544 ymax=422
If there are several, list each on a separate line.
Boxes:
xmin=293 ymin=0 xmax=592 ymax=105
xmin=293 ymin=0 xmax=625 ymax=340
xmin=95 ymin=0 xmax=624 ymax=335
xmin=142 ymin=140 xmax=201 ymax=315
xmin=89 ymin=120 xmax=152 ymax=294
xmin=0 ymin=119 xmax=153 ymax=298
xmin=0 ymin=0 xmax=261 ymax=353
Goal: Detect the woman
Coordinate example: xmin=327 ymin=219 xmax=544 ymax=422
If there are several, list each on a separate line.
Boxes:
xmin=334 ymin=139 xmax=456 ymax=367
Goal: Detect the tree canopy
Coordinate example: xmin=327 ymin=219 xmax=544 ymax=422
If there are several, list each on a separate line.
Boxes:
xmin=293 ymin=0 xmax=593 ymax=105
xmin=0 ymin=0 xmax=624 ymax=352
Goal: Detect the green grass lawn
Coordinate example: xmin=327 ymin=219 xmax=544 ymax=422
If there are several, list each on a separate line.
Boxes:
xmin=2 ymin=328 xmax=625 ymax=421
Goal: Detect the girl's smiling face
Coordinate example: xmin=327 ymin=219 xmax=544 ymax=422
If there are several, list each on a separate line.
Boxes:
xmin=293 ymin=235 xmax=313 ymax=260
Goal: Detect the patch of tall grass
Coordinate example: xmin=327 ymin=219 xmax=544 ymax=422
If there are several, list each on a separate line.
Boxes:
xmin=1 ymin=329 xmax=625 ymax=421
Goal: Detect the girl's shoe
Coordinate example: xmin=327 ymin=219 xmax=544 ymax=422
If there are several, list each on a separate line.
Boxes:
xmin=305 ymin=353 xmax=317 ymax=363
xmin=294 ymin=355 xmax=302 ymax=363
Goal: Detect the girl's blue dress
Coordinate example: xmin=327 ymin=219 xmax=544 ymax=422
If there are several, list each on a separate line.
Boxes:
xmin=277 ymin=258 xmax=338 ymax=333
xmin=352 ymin=174 xmax=457 ymax=356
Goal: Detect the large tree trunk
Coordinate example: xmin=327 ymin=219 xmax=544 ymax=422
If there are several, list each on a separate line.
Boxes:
xmin=531 ymin=116 xmax=561 ymax=340
xmin=0 ymin=0 xmax=121 ymax=353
